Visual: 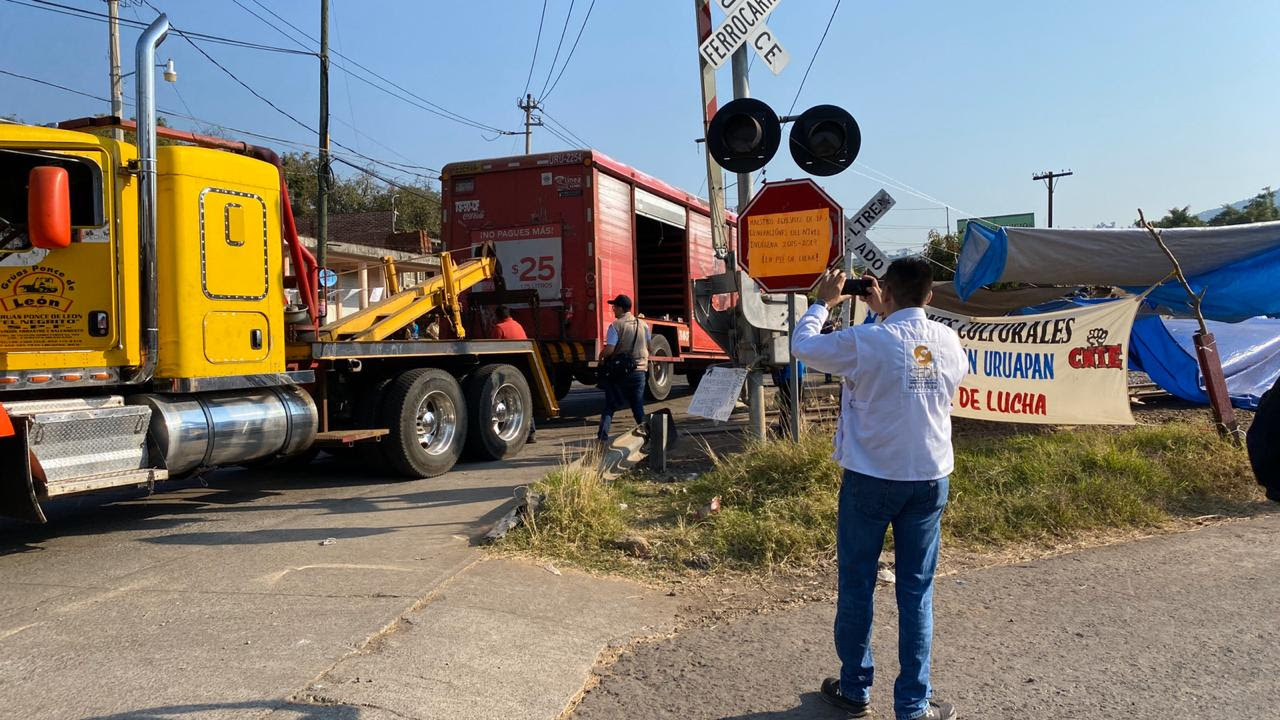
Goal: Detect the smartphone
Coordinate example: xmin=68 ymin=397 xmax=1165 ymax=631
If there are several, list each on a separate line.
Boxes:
xmin=842 ymin=277 xmax=874 ymax=297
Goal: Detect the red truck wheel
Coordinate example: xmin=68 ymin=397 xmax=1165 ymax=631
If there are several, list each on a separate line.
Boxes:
xmin=645 ymin=335 xmax=673 ymax=401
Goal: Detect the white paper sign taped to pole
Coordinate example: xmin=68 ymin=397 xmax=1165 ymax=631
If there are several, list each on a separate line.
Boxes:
xmin=688 ymin=367 xmax=749 ymax=422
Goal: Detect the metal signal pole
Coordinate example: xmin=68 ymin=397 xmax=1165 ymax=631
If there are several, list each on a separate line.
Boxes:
xmin=317 ymin=0 xmax=331 ymax=283
xmin=518 ymin=93 xmax=543 ymax=154
xmin=1033 ymin=169 xmax=1073 ymax=227
xmin=107 ymin=0 xmax=123 ymax=141
xmin=729 ymin=44 xmax=768 ymax=440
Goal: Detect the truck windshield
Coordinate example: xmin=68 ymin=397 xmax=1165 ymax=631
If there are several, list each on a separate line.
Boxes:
xmin=0 ymin=148 xmax=104 ymax=252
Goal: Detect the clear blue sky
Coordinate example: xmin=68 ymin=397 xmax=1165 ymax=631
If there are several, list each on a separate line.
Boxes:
xmin=2 ymin=0 xmax=1277 ymax=251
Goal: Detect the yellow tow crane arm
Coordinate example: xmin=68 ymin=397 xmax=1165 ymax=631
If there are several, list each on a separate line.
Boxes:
xmin=317 ymin=250 xmax=496 ymax=342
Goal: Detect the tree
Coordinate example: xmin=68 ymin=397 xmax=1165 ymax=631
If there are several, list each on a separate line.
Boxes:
xmin=280 ymin=152 xmax=441 ymax=237
xmin=1207 ymin=187 xmax=1278 ymax=226
xmin=923 ymin=229 xmax=960 ymax=281
xmin=1143 ymin=206 xmax=1206 ymax=228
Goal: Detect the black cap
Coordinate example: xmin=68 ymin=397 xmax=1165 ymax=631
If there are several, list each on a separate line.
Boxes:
xmin=607 ymin=294 xmax=632 ymax=311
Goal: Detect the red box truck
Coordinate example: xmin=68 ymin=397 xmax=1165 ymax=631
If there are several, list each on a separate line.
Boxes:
xmin=441 ymin=150 xmax=734 ymax=400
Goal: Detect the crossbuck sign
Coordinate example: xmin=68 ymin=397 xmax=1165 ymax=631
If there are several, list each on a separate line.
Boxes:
xmin=698 ymin=0 xmax=790 ymax=75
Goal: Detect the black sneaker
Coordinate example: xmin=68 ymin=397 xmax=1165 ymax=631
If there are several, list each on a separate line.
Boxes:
xmin=819 ymin=678 xmax=871 ymax=718
xmin=914 ymin=700 xmax=956 ymax=720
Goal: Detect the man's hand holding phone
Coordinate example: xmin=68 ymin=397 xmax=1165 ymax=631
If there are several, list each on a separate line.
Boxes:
xmin=815 ymin=268 xmax=891 ymax=317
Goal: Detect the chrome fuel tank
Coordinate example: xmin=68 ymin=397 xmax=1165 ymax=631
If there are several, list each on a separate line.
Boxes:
xmin=129 ymin=385 xmax=317 ymax=474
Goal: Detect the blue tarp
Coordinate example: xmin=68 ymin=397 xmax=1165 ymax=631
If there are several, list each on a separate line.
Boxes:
xmin=1013 ymin=298 xmax=1280 ymax=410
xmin=956 ymin=221 xmax=1280 ymax=322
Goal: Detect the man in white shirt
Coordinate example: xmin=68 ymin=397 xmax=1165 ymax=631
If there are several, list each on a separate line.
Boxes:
xmin=792 ymin=257 xmax=967 ymax=720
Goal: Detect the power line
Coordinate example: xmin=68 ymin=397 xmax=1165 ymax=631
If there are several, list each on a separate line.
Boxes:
xmin=541 ymin=0 xmax=596 ymax=101
xmin=245 ymin=0 xmax=516 ymax=136
xmin=0 ymin=66 xmax=437 ymax=178
xmin=540 ymin=110 xmax=590 ymax=148
xmin=521 ymin=0 xmax=549 ymax=100
xmin=228 ymin=0 xmax=311 ymax=51
xmin=538 ymin=0 xmax=576 ymax=99
xmin=3 ymin=0 xmax=315 ymax=56
xmin=788 ymin=0 xmax=842 ymax=115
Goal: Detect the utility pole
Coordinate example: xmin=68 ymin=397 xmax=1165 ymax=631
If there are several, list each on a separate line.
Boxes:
xmin=1033 ymin=169 xmax=1073 ymax=227
xmin=317 ymin=0 xmax=330 ymax=287
xmin=107 ymin=0 xmax=123 ymax=141
xmin=517 ymin=93 xmax=543 ymax=154
xmin=728 ymin=43 xmax=768 ymax=440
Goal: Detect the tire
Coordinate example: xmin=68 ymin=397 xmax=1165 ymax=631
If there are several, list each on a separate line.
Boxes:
xmin=464 ymin=364 xmax=533 ymax=461
xmin=353 ymin=376 xmax=393 ymax=474
xmin=685 ymin=366 xmax=707 ymax=393
xmin=379 ymin=368 xmax=468 ymax=478
xmin=573 ymin=366 xmax=598 ymax=386
xmin=645 ymin=335 xmax=674 ymax=401
xmin=552 ymin=365 xmax=574 ymax=401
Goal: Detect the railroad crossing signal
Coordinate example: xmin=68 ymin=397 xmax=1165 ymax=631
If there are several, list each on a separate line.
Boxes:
xmin=698 ymin=0 xmax=790 ymax=76
xmin=738 ymin=179 xmax=844 ymax=293
xmin=705 ymin=100 xmax=861 ymax=176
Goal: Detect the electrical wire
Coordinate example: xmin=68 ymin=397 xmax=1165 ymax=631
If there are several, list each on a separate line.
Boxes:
xmin=787 ymin=0 xmax=842 ymax=115
xmin=541 ymin=0 xmax=596 ymax=101
xmin=538 ymin=0 xmax=576 ymax=99
xmin=3 ymin=0 xmax=316 ymax=56
xmin=540 ymin=110 xmax=590 ymax=148
xmin=228 ymin=0 xmax=311 ymax=50
xmin=521 ymin=0 xmax=549 ymax=100
xmin=0 ymin=67 xmax=438 ymax=179
xmin=246 ymin=0 xmax=516 ymax=136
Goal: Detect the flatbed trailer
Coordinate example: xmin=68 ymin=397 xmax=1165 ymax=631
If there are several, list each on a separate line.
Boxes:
xmin=0 ymin=15 xmax=557 ymax=523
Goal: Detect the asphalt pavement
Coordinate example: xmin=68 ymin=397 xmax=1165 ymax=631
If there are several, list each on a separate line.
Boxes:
xmin=0 ymin=384 xmax=679 ymax=720
xmin=573 ymin=513 xmax=1280 ymax=720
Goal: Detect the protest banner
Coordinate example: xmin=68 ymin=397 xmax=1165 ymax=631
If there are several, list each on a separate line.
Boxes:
xmin=927 ymin=298 xmax=1142 ymax=424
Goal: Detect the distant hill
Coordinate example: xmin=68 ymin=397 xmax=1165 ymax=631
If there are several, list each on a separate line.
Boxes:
xmin=1197 ymin=188 xmax=1278 ymax=222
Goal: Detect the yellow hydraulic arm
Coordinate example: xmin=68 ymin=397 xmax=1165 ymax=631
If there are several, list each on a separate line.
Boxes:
xmin=318 ymin=250 xmax=495 ymax=342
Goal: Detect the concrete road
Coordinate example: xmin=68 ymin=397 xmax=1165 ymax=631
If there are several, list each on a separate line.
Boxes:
xmin=573 ymin=513 xmax=1280 ymax=720
xmin=0 ymin=388 xmax=679 ymax=720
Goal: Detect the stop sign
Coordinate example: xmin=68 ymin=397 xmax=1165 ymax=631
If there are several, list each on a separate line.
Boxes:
xmin=739 ymin=179 xmax=844 ymax=293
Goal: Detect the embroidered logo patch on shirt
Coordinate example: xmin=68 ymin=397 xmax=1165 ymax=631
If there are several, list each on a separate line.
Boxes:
xmin=904 ymin=340 xmax=940 ymax=394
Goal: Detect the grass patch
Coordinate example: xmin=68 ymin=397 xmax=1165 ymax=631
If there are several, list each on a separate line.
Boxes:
xmin=498 ymin=423 xmax=1264 ymax=574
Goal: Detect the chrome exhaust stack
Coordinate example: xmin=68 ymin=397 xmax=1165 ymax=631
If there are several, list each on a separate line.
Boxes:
xmin=128 ymin=14 xmax=169 ymax=385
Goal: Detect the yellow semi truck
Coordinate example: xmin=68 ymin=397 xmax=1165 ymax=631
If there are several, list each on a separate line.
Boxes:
xmin=0 ymin=15 xmax=556 ymax=523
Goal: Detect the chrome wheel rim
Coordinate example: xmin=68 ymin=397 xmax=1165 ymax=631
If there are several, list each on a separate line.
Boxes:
xmin=415 ymin=390 xmax=457 ymax=456
xmin=491 ymin=383 xmax=525 ymax=442
xmin=651 ymin=358 xmax=669 ymax=387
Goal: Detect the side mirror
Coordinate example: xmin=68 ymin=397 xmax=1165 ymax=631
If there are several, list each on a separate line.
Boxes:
xmin=28 ymin=166 xmax=72 ymax=249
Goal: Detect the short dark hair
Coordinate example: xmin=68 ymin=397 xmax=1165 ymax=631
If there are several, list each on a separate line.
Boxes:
xmin=881 ymin=257 xmax=933 ymax=307
xmin=495 ymin=305 xmax=512 ymax=320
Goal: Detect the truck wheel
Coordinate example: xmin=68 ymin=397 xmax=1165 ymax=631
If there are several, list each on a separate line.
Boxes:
xmin=646 ymin=335 xmax=673 ymax=401
xmin=552 ymin=366 xmax=574 ymax=401
xmin=464 ymin=364 xmax=533 ymax=461
xmin=380 ymin=368 xmax=467 ymax=478
xmin=685 ymin=366 xmax=707 ymax=393
xmin=354 ymin=377 xmax=393 ymax=474
xmin=573 ymin=366 xmax=598 ymax=386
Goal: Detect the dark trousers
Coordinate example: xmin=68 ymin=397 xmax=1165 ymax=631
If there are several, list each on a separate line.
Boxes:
xmin=597 ymin=370 xmax=646 ymax=440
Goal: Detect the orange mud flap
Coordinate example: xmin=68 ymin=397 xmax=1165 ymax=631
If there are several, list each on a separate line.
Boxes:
xmin=0 ymin=424 xmax=45 ymax=524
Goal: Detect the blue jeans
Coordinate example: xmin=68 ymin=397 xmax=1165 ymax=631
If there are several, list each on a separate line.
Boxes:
xmin=836 ymin=470 xmax=949 ymax=720
xmin=597 ymin=370 xmax=646 ymax=439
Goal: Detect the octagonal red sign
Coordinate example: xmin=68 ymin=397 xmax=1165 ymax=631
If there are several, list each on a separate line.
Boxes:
xmin=738 ymin=179 xmax=844 ymax=293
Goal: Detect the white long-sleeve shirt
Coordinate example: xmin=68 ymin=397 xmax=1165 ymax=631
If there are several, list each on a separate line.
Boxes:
xmin=792 ymin=304 xmax=967 ymax=481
